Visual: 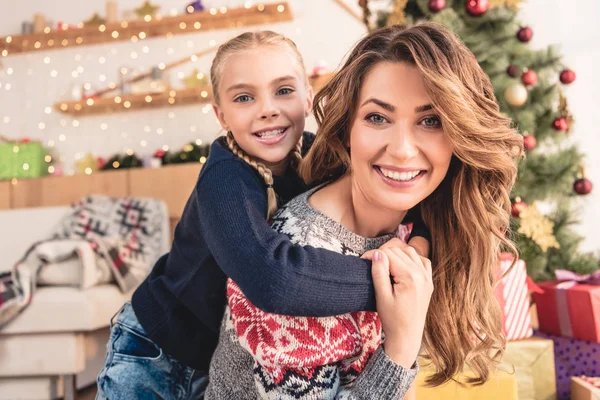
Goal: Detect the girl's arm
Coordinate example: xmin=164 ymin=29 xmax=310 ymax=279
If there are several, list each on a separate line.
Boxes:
xmin=195 ymin=158 xmax=377 ymax=316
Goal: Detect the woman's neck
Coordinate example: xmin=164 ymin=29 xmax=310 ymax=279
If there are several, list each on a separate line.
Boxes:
xmin=311 ymin=174 xmax=407 ymax=238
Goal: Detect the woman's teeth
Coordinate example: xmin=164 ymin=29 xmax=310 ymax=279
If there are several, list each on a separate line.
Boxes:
xmin=256 ymin=128 xmax=285 ymax=138
xmin=379 ymin=167 xmax=421 ymax=182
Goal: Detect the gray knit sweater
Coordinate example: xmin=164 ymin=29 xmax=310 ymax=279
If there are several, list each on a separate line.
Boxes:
xmin=204 ymin=187 xmax=418 ymax=400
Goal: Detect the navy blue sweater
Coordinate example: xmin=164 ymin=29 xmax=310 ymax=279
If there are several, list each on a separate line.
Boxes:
xmin=132 ymin=132 xmax=430 ymax=372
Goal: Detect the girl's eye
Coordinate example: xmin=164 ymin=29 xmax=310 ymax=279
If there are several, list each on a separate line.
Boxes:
xmin=234 ymin=95 xmax=252 ymax=103
xmin=365 ymin=113 xmax=388 ymax=125
xmin=277 ymin=88 xmax=294 ymax=96
xmin=421 ymin=116 xmax=442 ymax=129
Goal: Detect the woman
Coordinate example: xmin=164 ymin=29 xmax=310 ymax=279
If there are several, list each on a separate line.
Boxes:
xmin=204 ymin=22 xmax=523 ymax=399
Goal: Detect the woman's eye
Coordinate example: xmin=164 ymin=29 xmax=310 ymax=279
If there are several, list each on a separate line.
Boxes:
xmin=421 ymin=116 xmax=442 ymax=129
xmin=278 ymin=88 xmax=294 ymax=95
xmin=234 ymin=95 xmax=252 ymax=103
xmin=366 ymin=113 xmax=387 ymax=125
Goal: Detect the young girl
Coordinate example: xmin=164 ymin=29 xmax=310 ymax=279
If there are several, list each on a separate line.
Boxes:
xmin=96 ymin=31 xmax=431 ymax=399
xmin=204 ymin=22 xmax=523 ymax=399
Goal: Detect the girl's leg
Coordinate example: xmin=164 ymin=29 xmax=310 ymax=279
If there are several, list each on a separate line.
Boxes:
xmin=96 ymin=302 xmax=199 ymax=400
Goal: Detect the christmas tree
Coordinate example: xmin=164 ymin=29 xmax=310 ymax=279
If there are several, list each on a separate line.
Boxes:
xmin=362 ymin=0 xmax=598 ymax=280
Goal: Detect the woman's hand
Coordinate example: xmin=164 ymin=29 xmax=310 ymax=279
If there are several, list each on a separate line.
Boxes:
xmin=363 ymin=243 xmax=433 ymax=369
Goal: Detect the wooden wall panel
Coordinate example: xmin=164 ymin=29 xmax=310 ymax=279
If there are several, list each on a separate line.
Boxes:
xmin=128 ymin=163 xmax=202 ymax=219
xmin=10 ymin=170 xmax=129 ymax=208
xmin=0 ymin=181 xmax=10 ymax=210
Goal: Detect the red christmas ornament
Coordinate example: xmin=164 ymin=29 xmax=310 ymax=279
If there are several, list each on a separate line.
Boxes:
xmin=507 ymin=64 xmax=520 ymax=78
xmin=466 ymin=0 xmax=489 ymax=16
xmin=523 ymin=134 xmax=536 ymax=150
xmin=19 ymin=137 xmax=31 ymax=144
xmin=521 ymin=70 xmax=538 ymax=86
xmin=517 ymin=26 xmax=533 ymax=42
xmin=511 ymin=198 xmax=527 ymax=218
xmin=97 ymin=156 xmax=106 ymax=170
xmin=560 ymin=69 xmax=576 ymax=84
xmin=154 ymin=149 xmax=166 ymax=158
xmin=553 ymin=117 xmax=569 ymax=131
xmin=574 ymin=178 xmax=593 ymax=195
xmin=428 ymin=0 xmax=446 ymax=12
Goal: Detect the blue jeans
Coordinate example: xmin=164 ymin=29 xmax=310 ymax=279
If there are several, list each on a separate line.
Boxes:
xmin=96 ymin=302 xmax=208 ymax=400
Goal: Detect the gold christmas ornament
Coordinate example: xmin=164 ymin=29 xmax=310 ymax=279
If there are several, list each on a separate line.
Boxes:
xmin=504 ymin=83 xmax=528 ymax=107
xmin=558 ymin=92 xmax=575 ymax=134
xmin=135 ymin=1 xmax=160 ymax=19
xmin=517 ymin=201 xmax=560 ymax=253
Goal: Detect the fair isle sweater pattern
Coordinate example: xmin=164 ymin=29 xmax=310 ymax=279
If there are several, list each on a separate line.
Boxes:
xmin=226 ymin=187 xmax=411 ymax=399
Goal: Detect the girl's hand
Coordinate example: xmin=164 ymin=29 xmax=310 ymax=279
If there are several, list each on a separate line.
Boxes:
xmin=364 ymin=245 xmax=433 ymax=368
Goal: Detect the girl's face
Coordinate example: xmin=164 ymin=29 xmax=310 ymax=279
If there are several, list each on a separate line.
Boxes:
xmin=213 ymin=45 xmax=312 ymax=171
xmin=349 ymin=62 xmax=453 ymax=213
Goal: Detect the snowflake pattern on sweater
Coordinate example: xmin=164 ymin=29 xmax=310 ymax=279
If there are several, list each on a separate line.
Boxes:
xmin=226 ymin=187 xmax=411 ymax=399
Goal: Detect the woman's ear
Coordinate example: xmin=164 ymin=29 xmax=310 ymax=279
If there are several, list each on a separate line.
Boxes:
xmin=304 ymin=85 xmax=314 ymax=118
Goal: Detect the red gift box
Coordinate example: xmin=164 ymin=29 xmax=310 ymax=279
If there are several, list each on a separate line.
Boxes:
xmin=495 ymin=253 xmax=533 ymax=341
xmin=533 ymin=270 xmax=600 ymax=343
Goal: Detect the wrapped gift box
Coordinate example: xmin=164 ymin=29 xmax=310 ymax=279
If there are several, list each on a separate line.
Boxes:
xmin=500 ymin=337 xmax=557 ymax=400
xmin=0 ymin=140 xmax=48 ymax=180
xmin=571 ymin=377 xmax=600 ymax=400
xmin=415 ymin=367 xmax=518 ymax=400
xmin=535 ymin=331 xmax=600 ymax=400
xmin=533 ymin=272 xmax=600 ymax=343
xmin=495 ymin=252 xmax=533 ymax=340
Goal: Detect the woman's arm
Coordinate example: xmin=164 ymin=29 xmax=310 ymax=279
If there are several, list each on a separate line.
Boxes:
xmin=195 ymin=159 xmax=377 ymax=316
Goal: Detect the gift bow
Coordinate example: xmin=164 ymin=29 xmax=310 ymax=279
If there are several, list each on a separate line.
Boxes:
xmin=555 ymin=269 xmax=600 ymax=286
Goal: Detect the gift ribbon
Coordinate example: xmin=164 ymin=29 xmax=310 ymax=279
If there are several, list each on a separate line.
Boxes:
xmin=554 ymin=270 xmax=600 ymax=337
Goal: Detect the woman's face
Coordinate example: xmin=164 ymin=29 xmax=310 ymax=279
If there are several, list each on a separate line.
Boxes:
xmin=349 ymin=62 xmax=453 ymax=213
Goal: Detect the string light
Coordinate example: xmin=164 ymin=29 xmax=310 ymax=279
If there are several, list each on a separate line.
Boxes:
xmin=39 ymin=122 xmax=45 ymax=130
xmin=59 ymin=134 xmax=66 ymax=141
xmin=72 ymin=71 xmax=79 ymax=78
xmin=145 ymin=95 xmax=152 ymax=103
xmin=258 ymin=4 xmax=265 ymax=11
xmin=83 ymin=83 xmax=91 ymax=90
xmin=45 ymin=155 xmax=52 ymax=163
xmin=167 ymin=47 xmax=174 ymax=54
xmin=99 ymin=74 xmax=107 ymax=82
xmin=51 ymin=70 xmax=58 ymax=77
xmin=60 ymin=104 xmax=68 ymax=111
xmin=99 ymin=24 xmax=106 ymax=32
xmin=177 ymin=72 xmax=185 ymax=79
xmin=245 ymin=1 xmax=253 ymax=9
xmin=60 ymin=119 xmax=67 ymax=127
xmin=121 ymin=21 xmax=129 ymax=28
xmin=144 ymin=125 xmax=151 ymax=133
xmin=202 ymin=104 xmax=211 ymax=114
xmin=62 ymin=39 xmax=69 ymax=46
xmin=99 ymin=56 xmax=106 ymax=64
xmin=139 ymin=32 xmax=147 ymax=39
xmin=112 ymin=31 xmax=119 ymax=39
xmin=43 ymin=57 xmax=51 ymax=64
xmin=196 ymin=139 xmax=203 ymax=146
xmin=48 ymin=140 xmax=55 ymax=147
xmin=115 ymin=96 xmax=122 ymax=104
xmin=48 ymin=166 xmax=55 ymax=174
xmin=113 ymin=161 xmax=120 ymax=168
xmin=76 ymin=37 xmax=83 ymax=44
xmin=191 ymin=54 xmax=198 ymax=62
xmin=75 ymin=54 xmax=82 ymax=61
xmin=158 ymin=63 xmax=166 ymax=70
xmin=277 ymin=5 xmax=285 ymax=12
xmin=78 ymin=66 xmax=85 ymax=74
xmin=209 ymin=40 xmax=216 ymax=47
xmin=179 ymin=22 xmax=187 ymax=30
xmin=157 ymin=128 xmax=164 ymax=135
xmin=168 ymin=97 xmax=175 ymax=104
xmin=144 ymin=15 xmax=152 ymax=22
xmin=85 ymin=167 xmax=93 ymax=175
xmin=109 ymin=82 xmax=116 ymax=89
xmin=141 ymin=140 xmax=148 ymax=147
xmin=2 ymin=50 xmax=8 ymax=56
xmin=142 ymin=46 xmax=150 ymax=53
xmin=131 ymin=36 xmax=139 ymax=43
xmin=44 ymin=27 xmax=51 ymax=34
xmin=7 ymin=67 xmax=13 ymax=75
xmin=126 ymin=149 xmax=134 ymax=156
xmin=210 ymin=8 xmax=217 ymax=15
xmin=168 ymin=112 xmax=175 ymax=119
xmin=101 ymin=123 xmax=108 ymax=130
xmin=169 ymin=90 xmax=177 ymax=97
xmin=162 ymin=145 xmax=169 ymax=151
xmin=23 ymin=163 xmax=30 ymax=171
xmin=194 ymin=22 xmax=201 ymax=29
xmin=45 ymin=107 xmax=52 ymax=114
xmin=5 ymin=36 xmax=12 ymax=43
xmin=220 ymin=7 xmax=227 ymax=13
xmin=34 ymin=41 xmax=41 ymax=48
xmin=131 ymin=51 xmax=138 ymax=59
xmin=190 ymin=125 xmax=197 ymax=132
xmin=124 ymin=101 xmax=131 ymax=108
xmin=86 ymin=98 xmax=94 ymax=106
xmin=5 ymin=83 xmax=11 ymax=91
xmin=200 ymin=156 xmax=207 ymax=164
xmin=72 ymin=120 xmax=80 ymax=127
xmin=201 ymin=91 xmax=208 ymax=98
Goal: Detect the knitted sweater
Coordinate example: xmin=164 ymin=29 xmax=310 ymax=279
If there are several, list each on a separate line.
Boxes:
xmin=204 ymin=187 xmax=418 ymax=400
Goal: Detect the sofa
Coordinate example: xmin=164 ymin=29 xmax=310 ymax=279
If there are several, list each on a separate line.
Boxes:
xmin=0 ymin=203 xmax=170 ymax=400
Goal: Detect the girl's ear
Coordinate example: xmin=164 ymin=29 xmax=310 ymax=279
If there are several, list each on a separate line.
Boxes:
xmin=213 ymin=104 xmax=229 ymax=131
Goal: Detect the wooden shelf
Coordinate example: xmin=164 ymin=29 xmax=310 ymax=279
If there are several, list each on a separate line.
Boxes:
xmin=0 ymin=2 xmax=292 ymax=55
xmin=54 ymin=72 xmax=334 ymax=116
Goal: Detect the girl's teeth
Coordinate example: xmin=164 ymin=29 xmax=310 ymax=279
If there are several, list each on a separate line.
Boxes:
xmin=379 ymin=167 xmax=420 ymax=182
xmin=257 ymin=129 xmax=285 ymax=138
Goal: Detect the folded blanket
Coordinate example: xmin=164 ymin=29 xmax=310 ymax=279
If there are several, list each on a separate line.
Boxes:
xmin=0 ymin=195 xmax=167 ymax=328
